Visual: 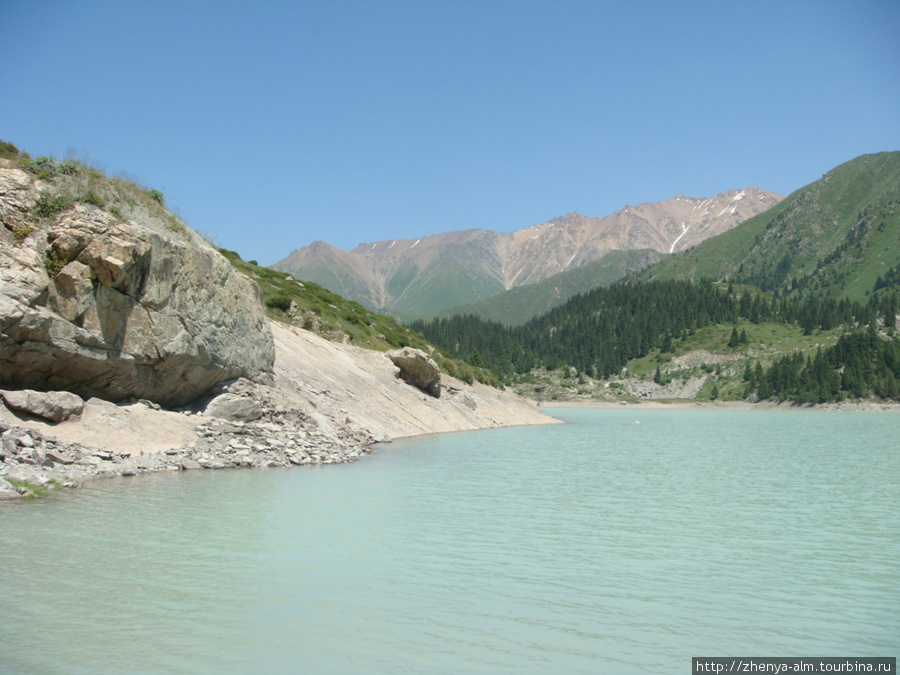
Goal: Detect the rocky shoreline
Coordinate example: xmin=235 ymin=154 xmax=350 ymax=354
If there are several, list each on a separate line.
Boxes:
xmin=1 ymin=160 xmax=556 ymax=502
xmin=544 ymin=398 xmax=900 ymax=412
xmin=0 ymin=382 xmax=382 ymax=501
xmin=0 ymin=321 xmax=558 ymax=501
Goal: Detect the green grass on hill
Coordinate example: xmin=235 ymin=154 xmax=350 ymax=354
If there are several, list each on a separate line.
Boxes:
xmin=219 ymin=248 xmax=427 ymax=351
xmin=641 ymin=152 xmax=900 ymax=303
xmin=0 ymin=143 xmax=188 ymax=238
xmin=219 ymin=250 xmax=505 ymax=388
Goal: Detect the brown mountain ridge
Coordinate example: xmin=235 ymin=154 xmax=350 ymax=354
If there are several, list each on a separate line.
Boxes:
xmin=272 ymin=188 xmax=783 ymax=319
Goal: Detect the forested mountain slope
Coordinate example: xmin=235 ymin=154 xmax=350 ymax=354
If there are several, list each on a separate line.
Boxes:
xmin=641 ymin=152 xmax=900 ymax=302
xmin=410 ymin=153 xmax=900 ymax=405
xmin=423 ymin=249 xmax=664 ymax=326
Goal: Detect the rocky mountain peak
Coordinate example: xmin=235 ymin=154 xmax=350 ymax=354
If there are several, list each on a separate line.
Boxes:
xmin=271 ymin=188 xmax=783 ymax=319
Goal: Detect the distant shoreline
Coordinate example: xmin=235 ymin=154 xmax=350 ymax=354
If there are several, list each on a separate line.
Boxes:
xmin=541 ymin=399 xmax=900 ymax=412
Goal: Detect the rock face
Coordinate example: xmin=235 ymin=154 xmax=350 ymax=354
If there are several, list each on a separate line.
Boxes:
xmin=0 ymin=166 xmax=275 ymax=406
xmin=1 ymin=389 xmax=84 ymax=423
xmin=387 ymin=347 xmax=441 ymax=398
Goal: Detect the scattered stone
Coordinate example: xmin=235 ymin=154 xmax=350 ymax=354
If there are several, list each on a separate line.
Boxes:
xmin=1 ymin=435 xmax=16 ymax=457
xmin=45 ymin=450 xmax=75 ymax=465
xmin=0 ymin=376 xmax=379 ymax=501
xmin=0 ymin=478 xmax=21 ymax=500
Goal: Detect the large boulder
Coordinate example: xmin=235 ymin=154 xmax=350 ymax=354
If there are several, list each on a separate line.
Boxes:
xmin=1 ymin=389 xmax=84 ymax=423
xmin=387 ymin=347 xmax=441 ymax=398
xmin=0 ymin=166 xmax=275 ymax=406
xmin=202 ymin=393 xmax=263 ymax=422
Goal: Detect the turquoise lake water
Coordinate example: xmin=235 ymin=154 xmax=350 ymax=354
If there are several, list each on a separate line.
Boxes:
xmin=1 ymin=407 xmax=897 ymax=674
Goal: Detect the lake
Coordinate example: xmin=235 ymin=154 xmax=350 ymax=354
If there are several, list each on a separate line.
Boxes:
xmin=1 ymin=407 xmax=897 ymax=674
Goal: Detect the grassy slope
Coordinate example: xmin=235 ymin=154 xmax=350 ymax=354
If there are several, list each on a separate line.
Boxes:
xmin=1 ymin=146 xmax=194 ymax=243
xmin=221 ymin=250 xmax=506 ymax=387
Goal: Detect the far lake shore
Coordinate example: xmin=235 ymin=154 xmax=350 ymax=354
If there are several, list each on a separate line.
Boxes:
xmin=542 ymin=398 xmax=900 ymax=412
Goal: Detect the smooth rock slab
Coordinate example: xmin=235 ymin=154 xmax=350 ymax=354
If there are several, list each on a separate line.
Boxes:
xmin=1 ymin=389 xmax=84 ymax=423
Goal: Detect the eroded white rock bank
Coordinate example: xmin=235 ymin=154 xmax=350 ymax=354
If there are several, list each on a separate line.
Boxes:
xmin=1 ymin=322 xmax=558 ymax=499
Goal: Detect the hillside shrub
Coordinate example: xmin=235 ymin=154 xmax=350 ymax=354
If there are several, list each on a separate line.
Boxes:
xmin=12 ymin=223 xmax=34 ymax=241
xmin=81 ymin=191 xmax=105 ymax=207
xmin=45 ymin=249 xmax=67 ymax=277
xmin=58 ymin=159 xmax=79 ymax=175
xmin=266 ymin=295 xmax=293 ymax=312
xmin=30 ymin=156 xmax=58 ymax=179
xmin=457 ymin=365 xmax=474 ymax=385
xmin=0 ymin=140 xmax=20 ymax=160
xmin=32 ymin=193 xmax=72 ymax=220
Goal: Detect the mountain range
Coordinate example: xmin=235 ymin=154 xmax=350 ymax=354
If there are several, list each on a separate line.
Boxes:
xmin=409 ymin=151 xmax=900 ymax=405
xmin=272 ymin=188 xmax=783 ymax=320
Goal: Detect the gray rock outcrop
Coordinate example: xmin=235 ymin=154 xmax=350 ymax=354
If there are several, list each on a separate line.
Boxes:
xmin=0 ymin=166 xmax=274 ymax=406
xmin=387 ymin=347 xmax=441 ymax=398
xmin=1 ymin=389 xmax=84 ymax=423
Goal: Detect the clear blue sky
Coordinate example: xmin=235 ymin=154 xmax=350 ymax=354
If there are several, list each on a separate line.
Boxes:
xmin=2 ymin=1 xmax=899 ymax=265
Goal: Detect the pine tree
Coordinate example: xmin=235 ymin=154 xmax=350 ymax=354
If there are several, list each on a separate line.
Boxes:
xmin=727 ymin=327 xmax=740 ymax=348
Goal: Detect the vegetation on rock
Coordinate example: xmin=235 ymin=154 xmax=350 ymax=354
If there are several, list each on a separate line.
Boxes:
xmin=1 ymin=143 xmax=274 ymax=406
xmin=217 ymin=250 xmax=503 ymax=388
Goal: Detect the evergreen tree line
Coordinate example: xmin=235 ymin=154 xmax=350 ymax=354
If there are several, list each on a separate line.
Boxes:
xmin=874 ymin=262 xmax=900 ymax=292
xmin=409 ymin=279 xmax=900 ymax=401
xmin=746 ymin=328 xmax=900 ymax=403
